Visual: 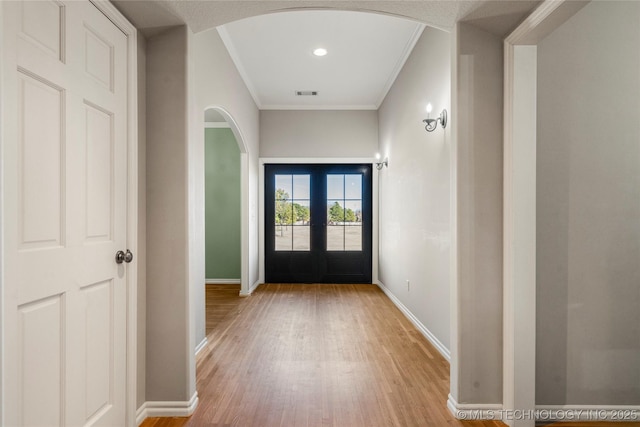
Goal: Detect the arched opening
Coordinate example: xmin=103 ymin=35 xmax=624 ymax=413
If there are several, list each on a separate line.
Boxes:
xmin=202 ymin=106 xmax=249 ymax=298
xmin=190 ymin=7 xmax=457 ymax=420
xmin=141 ymin=5 xmax=475 ymax=423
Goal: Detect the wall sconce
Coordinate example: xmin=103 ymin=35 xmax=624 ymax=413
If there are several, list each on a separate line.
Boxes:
xmin=423 ymin=103 xmax=447 ymax=132
xmin=375 ymin=153 xmax=388 ymax=170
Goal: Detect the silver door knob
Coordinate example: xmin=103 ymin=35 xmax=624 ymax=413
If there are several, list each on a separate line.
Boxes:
xmin=115 ymin=250 xmax=134 ymax=264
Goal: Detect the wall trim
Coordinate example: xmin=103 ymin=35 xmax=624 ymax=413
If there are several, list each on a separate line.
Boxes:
xmin=136 ymin=405 xmax=146 ymax=426
xmin=194 ymin=337 xmax=208 ymax=356
xmin=216 ymin=26 xmax=263 ymax=108
xmin=239 ymin=280 xmax=261 ymax=297
xmin=374 ymin=23 xmax=425 ymax=107
xmin=260 ymin=104 xmax=378 ymax=110
xmin=136 ymin=392 xmax=199 ymax=425
xmin=535 ymin=405 xmax=640 ymax=422
xmin=446 ymin=396 xmax=640 ymax=423
xmin=503 ymin=3 xmax=588 ymax=426
xmin=376 ymin=281 xmax=451 ymax=362
xmin=206 ymin=278 xmax=241 ymax=284
xmin=447 ymin=394 xmax=502 ymax=420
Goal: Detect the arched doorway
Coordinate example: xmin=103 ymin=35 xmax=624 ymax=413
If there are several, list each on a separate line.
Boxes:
xmin=203 ymin=106 xmax=249 ymax=296
xmin=140 ymin=5 xmax=465 ymax=423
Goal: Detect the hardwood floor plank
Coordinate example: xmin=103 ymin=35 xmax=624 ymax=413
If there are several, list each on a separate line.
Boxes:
xmin=141 ymin=284 xmax=639 ymax=427
xmin=205 ymin=284 xmax=243 ymax=335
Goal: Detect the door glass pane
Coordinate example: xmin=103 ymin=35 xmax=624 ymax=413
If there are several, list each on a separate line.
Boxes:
xmin=326 ymin=174 xmax=363 ymax=251
xmin=344 ymin=200 xmax=362 ymax=250
xmin=275 ymin=174 xmax=310 ymax=251
xmin=275 ymin=225 xmax=292 ymax=251
xmin=344 ymin=200 xmax=361 ymax=223
xmin=327 ymin=174 xmax=344 ymax=199
xmin=293 ymin=225 xmax=310 ymax=251
xmin=345 ymin=225 xmax=362 ymax=251
xmin=345 ymin=174 xmax=362 ymax=199
xmin=327 ymin=200 xmax=345 ymax=223
xmin=292 ymin=200 xmax=310 ymax=251
xmin=327 ymin=223 xmax=344 ymax=251
xmin=293 ymin=175 xmax=310 ymax=199
xmin=275 ymin=175 xmax=292 ymax=199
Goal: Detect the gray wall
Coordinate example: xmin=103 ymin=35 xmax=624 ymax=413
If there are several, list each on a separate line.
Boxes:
xmin=145 ymin=26 xmax=191 ymax=402
xmin=377 ymin=27 xmax=451 ymax=353
xmin=136 ymin=30 xmax=147 ymax=410
xmin=260 ymin=110 xmax=378 ymax=158
xmin=454 ymin=22 xmax=504 ymax=405
xmin=143 ymin=24 xmax=261 ymax=404
xmin=193 ymin=27 xmax=260 ymax=346
xmin=536 ymin=1 xmax=640 ymax=405
xmin=205 ymin=128 xmax=241 ymax=279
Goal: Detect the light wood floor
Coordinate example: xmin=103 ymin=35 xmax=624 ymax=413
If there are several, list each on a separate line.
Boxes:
xmin=205 ymin=284 xmax=243 ymax=335
xmin=141 ymin=284 xmax=639 ymax=427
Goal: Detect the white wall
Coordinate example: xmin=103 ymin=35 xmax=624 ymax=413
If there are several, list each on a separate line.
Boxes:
xmin=453 ymin=22 xmax=504 ymax=405
xmin=260 ymin=110 xmax=378 ymax=158
xmin=536 ymin=1 xmax=640 ymax=405
xmin=142 ymin=22 xmax=260 ymax=408
xmin=192 ymin=27 xmax=260 ymax=341
xmin=377 ymin=27 xmax=451 ymax=355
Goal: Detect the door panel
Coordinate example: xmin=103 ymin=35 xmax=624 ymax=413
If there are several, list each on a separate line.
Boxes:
xmin=18 ymin=295 xmax=64 ymax=427
xmin=82 ymin=280 xmax=114 ymax=423
xmin=84 ymin=102 xmax=114 ymax=241
xmin=18 ymin=71 xmax=65 ymax=249
xmin=3 ymin=1 xmax=129 ymax=426
xmin=20 ymin=1 xmax=64 ymax=60
xmin=265 ymin=164 xmax=372 ymax=283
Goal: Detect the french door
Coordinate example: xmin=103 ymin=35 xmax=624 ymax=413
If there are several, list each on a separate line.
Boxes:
xmin=265 ymin=164 xmax=372 ymax=283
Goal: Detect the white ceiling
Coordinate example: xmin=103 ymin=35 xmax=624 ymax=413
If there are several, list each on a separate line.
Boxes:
xmin=218 ymin=11 xmax=424 ymax=110
xmin=112 ymin=1 xmax=541 ymax=109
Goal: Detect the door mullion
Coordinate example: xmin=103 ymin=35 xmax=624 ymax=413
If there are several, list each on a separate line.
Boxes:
xmin=311 ymin=166 xmax=325 ymax=257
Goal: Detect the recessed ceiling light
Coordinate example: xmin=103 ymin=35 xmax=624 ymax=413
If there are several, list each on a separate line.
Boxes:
xmin=313 ymin=48 xmax=328 ymax=57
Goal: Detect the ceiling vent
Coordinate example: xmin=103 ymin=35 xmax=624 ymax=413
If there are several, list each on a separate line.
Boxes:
xmin=295 ymin=90 xmax=318 ymax=96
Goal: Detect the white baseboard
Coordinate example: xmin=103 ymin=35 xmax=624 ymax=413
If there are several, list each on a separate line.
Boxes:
xmin=376 ymin=281 xmax=451 ymax=361
xmin=206 ymin=278 xmax=241 ymax=284
xmin=446 ymin=395 xmax=640 ymax=423
xmin=195 ymin=337 xmax=208 ymax=356
xmin=136 ymin=392 xmax=198 ymax=425
xmin=535 ymin=405 xmax=640 ymax=422
xmin=447 ymin=394 xmax=502 ymax=420
xmin=239 ymin=280 xmax=261 ymax=297
xmin=136 ymin=404 xmax=147 ymax=426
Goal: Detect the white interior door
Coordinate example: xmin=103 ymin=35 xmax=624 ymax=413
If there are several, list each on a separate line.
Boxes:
xmin=2 ymin=1 xmax=129 ymax=425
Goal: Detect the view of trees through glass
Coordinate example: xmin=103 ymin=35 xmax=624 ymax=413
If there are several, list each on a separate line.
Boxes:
xmin=327 ymin=174 xmax=362 ymax=251
xmin=274 ymin=173 xmax=364 ymax=252
xmin=274 ymin=174 xmax=310 ymax=251
xmin=275 ymin=188 xmax=310 ymax=226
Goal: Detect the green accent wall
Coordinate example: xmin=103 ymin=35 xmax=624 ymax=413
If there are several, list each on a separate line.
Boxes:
xmin=205 ymin=128 xmax=241 ymax=279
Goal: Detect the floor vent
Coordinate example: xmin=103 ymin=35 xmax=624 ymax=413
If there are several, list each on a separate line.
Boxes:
xmin=295 ymin=90 xmax=318 ymax=96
